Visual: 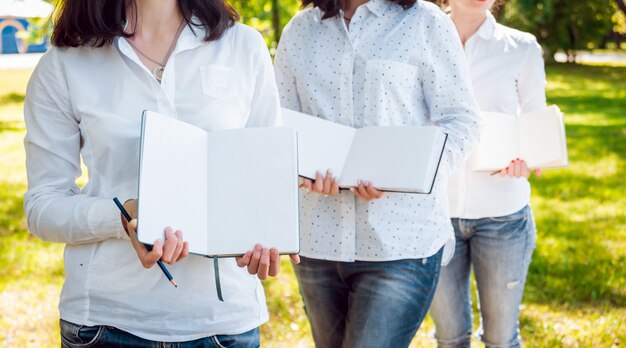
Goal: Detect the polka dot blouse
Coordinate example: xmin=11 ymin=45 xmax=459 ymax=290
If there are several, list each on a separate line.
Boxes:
xmin=274 ymin=0 xmax=482 ymax=262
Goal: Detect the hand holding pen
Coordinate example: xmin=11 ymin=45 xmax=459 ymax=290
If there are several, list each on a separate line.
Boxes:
xmin=114 ymin=198 xmax=188 ymax=287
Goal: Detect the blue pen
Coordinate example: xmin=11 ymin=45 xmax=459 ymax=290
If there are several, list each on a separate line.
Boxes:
xmin=113 ymin=197 xmax=177 ymax=288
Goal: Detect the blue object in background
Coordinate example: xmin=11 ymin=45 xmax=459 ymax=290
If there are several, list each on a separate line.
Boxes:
xmin=0 ymin=17 xmax=48 ymax=54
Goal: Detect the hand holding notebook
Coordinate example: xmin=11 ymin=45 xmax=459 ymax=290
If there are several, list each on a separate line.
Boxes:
xmin=282 ymin=108 xmax=448 ymax=194
xmin=136 ymin=111 xmax=300 ymax=258
xmin=472 ymin=105 xmax=569 ymax=172
xmin=490 ymin=158 xmax=542 ymax=178
xmin=301 ymin=169 xmax=385 ymax=202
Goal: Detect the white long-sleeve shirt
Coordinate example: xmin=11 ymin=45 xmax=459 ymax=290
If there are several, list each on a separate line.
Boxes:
xmin=448 ymin=12 xmax=547 ymax=219
xmin=24 ymin=23 xmax=280 ymax=341
xmin=274 ymin=0 xmax=481 ymax=262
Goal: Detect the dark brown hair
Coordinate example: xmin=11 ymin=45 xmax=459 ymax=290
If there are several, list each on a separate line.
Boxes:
xmin=302 ymin=0 xmax=417 ymax=19
xmin=52 ymin=0 xmax=239 ymax=48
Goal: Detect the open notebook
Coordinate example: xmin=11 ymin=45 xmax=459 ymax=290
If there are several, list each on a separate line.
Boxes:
xmin=137 ymin=111 xmax=300 ymax=257
xmin=472 ymin=105 xmax=569 ymax=171
xmin=282 ymin=108 xmax=448 ymax=194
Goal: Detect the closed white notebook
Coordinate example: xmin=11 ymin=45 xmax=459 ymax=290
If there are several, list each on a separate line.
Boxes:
xmin=282 ymin=108 xmax=448 ymax=194
xmin=472 ymin=105 xmax=569 ymax=171
xmin=137 ymin=111 xmax=300 ymax=257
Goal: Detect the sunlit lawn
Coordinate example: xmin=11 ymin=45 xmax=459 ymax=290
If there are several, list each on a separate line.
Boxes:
xmin=0 ymin=62 xmax=624 ymax=347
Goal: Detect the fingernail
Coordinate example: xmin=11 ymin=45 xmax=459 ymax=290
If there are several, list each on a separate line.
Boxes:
xmin=366 ymin=181 xmax=371 ymax=186
xmin=333 ymin=176 xmax=338 ymax=182
xmin=357 ymin=179 xmax=362 ymax=185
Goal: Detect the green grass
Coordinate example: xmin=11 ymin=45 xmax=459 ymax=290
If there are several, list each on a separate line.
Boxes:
xmin=0 ymin=70 xmax=65 ymax=346
xmin=1 ymin=62 xmax=625 ymax=347
xmin=517 ymin=63 xmax=626 ymax=347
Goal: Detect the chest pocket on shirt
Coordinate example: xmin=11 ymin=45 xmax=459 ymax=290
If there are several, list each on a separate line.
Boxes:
xmin=363 ymin=59 xmax=422 ymax=126
xmin=200 ymin=65 xmax=239 ymax=99
xmin=195 ymin=64 xmax=250 ymax=130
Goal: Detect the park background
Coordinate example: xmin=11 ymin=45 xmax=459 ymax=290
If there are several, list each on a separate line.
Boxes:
xmin=0 ymin=0 xmax=625 ymax=346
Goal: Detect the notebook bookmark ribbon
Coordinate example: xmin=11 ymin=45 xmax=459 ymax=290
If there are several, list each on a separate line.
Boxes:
xmin=213 ymin=257 xmax=223 ymax=302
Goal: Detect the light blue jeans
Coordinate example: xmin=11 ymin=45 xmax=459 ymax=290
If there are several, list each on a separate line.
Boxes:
xmin=294 ymin=248 xmax=443 ymax=348
xmin=429 ymin=205 xmax=536 ymax=348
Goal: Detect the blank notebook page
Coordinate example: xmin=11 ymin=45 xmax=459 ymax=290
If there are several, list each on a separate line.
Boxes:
xmin=282 ymin=108 xmax=356 ymax=179
xmin=205 ymin=127 xmax=299 ymax=256
xmin=137 ymin=112 xmax=208 ymax=255
xmin=519 ymin=107 xmax=563 ymax=168
xmin=340 ymin=126 xmax=444 ymax=192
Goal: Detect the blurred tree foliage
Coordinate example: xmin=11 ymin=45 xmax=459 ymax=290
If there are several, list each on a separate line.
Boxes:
xmin=612 ymin=0 xmax=626 ymax=34
xmin=230 ymin=0 xmax=302 ymax=52
xmin=28 ymin=0 xmax=624 ymax=61
xmin=499 ymin=0 xmax=622 ymax=62
xmin=19 ymin=17 xmax=51 ymax=45
xmin=429 ymin=0 xmax=624 ymax=62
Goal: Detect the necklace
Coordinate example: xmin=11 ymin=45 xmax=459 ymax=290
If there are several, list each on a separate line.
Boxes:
xmin=344 ymin=16 xmax=352 ymax=22
xmin=127 ymin=19 xmax=186 ymax=83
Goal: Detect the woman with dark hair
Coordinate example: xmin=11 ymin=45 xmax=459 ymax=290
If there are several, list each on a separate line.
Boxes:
xmin=428 ymin=0 xmax=545 ymax=347
xmin=274 ymin=0 xmax=481 ymax=346
xmin=23 ymin=0 xmax=297 ymax=346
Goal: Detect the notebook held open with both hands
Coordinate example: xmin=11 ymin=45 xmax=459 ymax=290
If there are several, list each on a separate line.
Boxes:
xmin=137 ymin=110 xmax=300 ymax=257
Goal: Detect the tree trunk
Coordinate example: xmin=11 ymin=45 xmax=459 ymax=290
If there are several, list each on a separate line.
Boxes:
xmin=600 ymin=35 xmax=608 ymax=49
xmin=543 ymin=47 xmax=557 ymax=63
xmin=272 ymin=0 xmax=281 ymax=43
xmin=617 ymin=0 xmax=626 ymax=15
xmin=567 ymin=24 xmax=579 ymax=64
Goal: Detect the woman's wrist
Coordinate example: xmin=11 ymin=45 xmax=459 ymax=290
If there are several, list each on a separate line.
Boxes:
xmin=120 ymin=199 xmax=137 ymax=236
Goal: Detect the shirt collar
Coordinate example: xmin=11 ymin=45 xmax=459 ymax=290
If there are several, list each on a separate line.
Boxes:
xmin=174 ymin=20 xmax=207 ymax=53
xmin=364 ymin=0 xmax=391 ymax=17
xmin=475 ymin=11 xmax=497 ymax=40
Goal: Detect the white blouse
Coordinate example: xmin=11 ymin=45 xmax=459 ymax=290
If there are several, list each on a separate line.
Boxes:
xmin=448 ymin=12 xmax=547 ymax=219
xmin=24 ymin=23 xmax=280 ymax=341
xmin=274 ymin=0 xmax=481 ymax=262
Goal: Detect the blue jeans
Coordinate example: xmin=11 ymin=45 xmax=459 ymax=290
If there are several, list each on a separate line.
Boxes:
xmin=429 ymin=205 xmax=536 ymax=348
xmin=60 ymin=319 xmax=260 ymax=348
xmin=294 ymin=248 xmax=443 ymax=348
